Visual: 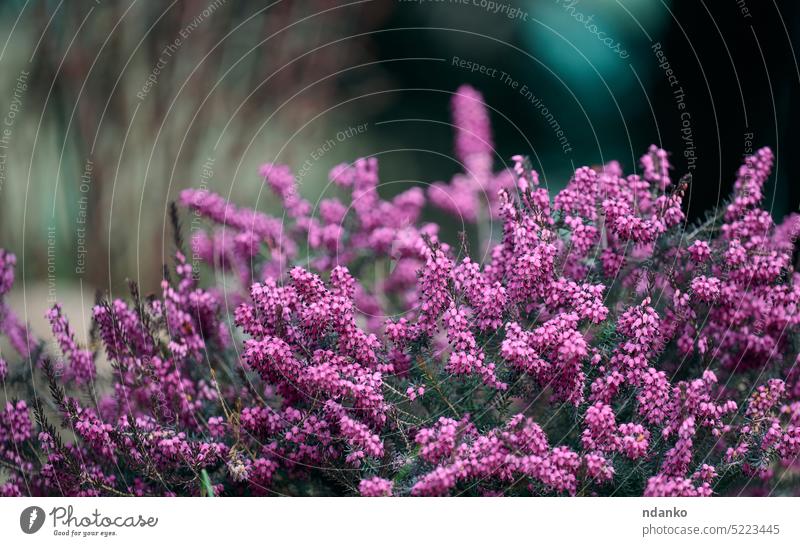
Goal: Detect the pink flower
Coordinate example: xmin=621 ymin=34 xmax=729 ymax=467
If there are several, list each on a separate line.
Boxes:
xmin=687 ymin=240 xmax=711 ymax=262
xmin=359 ymin=477 xmax=393 ymax=497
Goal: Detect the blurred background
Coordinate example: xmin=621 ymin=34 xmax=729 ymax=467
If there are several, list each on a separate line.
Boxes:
xmin=0 ymin=0 xmax=798 ymax=338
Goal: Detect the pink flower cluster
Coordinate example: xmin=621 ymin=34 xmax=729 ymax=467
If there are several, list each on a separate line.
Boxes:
xmin=0 ymin=85 xmax=799 ymax=497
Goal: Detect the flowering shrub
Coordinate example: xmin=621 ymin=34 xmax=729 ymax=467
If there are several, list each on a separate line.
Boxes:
xmin=1 ymin=85 xmax=799 ymax=497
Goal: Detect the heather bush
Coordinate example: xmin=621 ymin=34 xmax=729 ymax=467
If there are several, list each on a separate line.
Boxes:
xmin=1 ymin=85 xmax=799 ymax=497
